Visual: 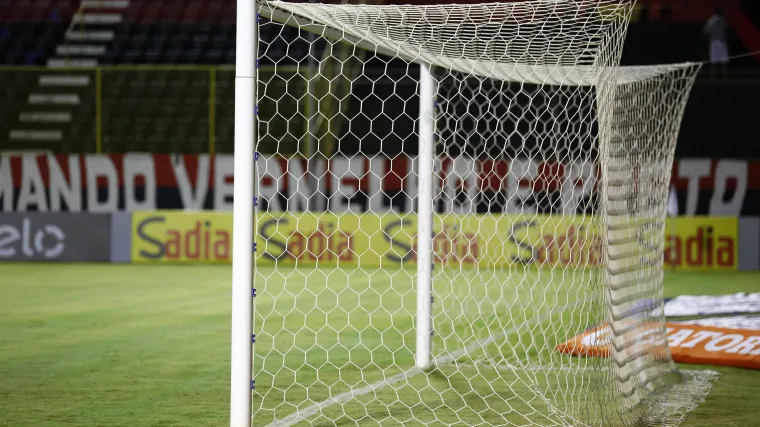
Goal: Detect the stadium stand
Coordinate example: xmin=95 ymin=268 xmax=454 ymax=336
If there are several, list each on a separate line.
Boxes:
xmin=2 ymin=1 xmax=756 ymax=67
xmin=0 ymin=0 xmax=75 ymax=65
xmin=0 ymin=65 xmax=234 ymax=153
xmin=0 ymin=0 xmax=758 ymax=154
xmin=0 ymin=0 xmax=306 ymax=153
xmin=624 ymin=0 xmax=760 ymax=67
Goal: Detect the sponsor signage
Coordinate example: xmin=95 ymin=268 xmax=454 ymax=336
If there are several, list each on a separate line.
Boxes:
xmin=664 ymin=217 xmax=738 ymax=271
xmin=671 ymin=159 xmax=760 ymax=216
xmin=130 ymin=211 xmax=738 ymax=270
xmin=131 ymin=210 xmax=605 ymax=267
xmin=3 ymin=154 xmax=760 ymax=216
xmin=0 ymin=213 xmax=111 ymax=261
xmin=132 ymin=211 xmax=233 ymax=263
xmin=556 ymin=322 xmax=760 ymax=370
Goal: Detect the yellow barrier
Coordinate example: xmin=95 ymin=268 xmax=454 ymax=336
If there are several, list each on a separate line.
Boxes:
xmin=132 ymin=211 xmax=234 ymax=263
xmin=664 ymin=217 xmax=738 ymax=271
xmin=131 ymin=210 xmax=604 ymax=268
xmin=131 ymin=211 xmax=738 ymax=271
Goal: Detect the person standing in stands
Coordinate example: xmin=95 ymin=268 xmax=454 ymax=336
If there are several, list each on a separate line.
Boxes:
xmin=704 ymin=8 xmax=730 ymax=78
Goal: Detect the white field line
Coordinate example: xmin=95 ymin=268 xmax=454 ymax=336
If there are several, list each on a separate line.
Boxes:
xmin=438 ymin=362 xmax=603 ymax=373
xmin=265 ymin=330 xmax=508 ymax=427
xmin=264 ymin=300 xmax=585 ymax=427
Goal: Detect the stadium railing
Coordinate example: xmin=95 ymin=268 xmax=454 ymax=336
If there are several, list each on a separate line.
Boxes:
xmin=0 ymin=65 xmax=255 ymax=154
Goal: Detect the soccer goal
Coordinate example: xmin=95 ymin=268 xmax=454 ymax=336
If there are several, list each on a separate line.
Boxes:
xmin=230 ymin=1 xmax=712 ymax=426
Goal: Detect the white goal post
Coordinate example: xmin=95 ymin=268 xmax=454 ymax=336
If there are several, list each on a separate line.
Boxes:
xmin=231 ymin=1 xmax=713 ymax=426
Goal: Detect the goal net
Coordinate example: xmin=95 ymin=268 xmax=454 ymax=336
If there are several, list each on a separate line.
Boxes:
xmin=243 ymin=1 xmax=713 ymax=425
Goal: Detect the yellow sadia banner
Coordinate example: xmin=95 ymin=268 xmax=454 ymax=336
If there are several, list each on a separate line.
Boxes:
xmin=132 ymin=211 xmax=235 ymax=263
xmin=131 ymin=211 xmax=603 ymax=266
xmin=256 ymin=212 xmax=602 ymax=269
xmin=131 ymin=211 xmax=738 ymax=270
xmin=663 ymin=217 xmax=738 ymax=271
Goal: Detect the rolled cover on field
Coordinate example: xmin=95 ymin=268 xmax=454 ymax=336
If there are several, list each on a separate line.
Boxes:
xmin=556 ymin=323 xmax=760 ymax=370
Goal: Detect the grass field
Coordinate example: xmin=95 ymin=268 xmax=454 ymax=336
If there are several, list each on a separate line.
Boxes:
xmin=1 ymin=264 xmax=759 ymax=426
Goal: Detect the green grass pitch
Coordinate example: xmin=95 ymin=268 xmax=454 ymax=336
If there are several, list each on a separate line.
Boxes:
xmin=1 ymin=264 xmax=759 ymax=426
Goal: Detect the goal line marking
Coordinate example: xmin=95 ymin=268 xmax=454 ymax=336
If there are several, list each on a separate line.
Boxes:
xmin=265 ymin=329 xmax=509 ymax=427
xmin=263 ymin=299 xmax=588 ymax=427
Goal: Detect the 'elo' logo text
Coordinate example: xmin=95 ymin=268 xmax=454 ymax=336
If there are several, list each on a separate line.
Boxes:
xmin=0 ymin=218 xmax=66 ymax=259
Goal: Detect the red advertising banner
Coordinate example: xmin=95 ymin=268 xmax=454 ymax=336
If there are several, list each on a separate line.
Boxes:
xmin=1 ymin=154 xmax=759 ymax=215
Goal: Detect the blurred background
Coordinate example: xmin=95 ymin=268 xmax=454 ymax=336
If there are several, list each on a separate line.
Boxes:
xmin=0 ymin=0 xmax=758 ymax=156
xmin=0 ymin=0 xmax=759 ymax=257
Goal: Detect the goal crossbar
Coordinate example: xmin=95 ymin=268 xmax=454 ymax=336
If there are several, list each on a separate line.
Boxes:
xmin=260 ymin=0 xmax=695 ymax=86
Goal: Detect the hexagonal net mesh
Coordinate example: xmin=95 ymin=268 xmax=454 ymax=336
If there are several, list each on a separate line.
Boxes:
xmin=250 ymin=1 xmax=712 ymax=426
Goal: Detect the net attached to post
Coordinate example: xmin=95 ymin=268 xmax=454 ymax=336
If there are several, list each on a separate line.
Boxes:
xmin=601 ymin=63 xmax=718 ymax=426
xmin=251 ymin=1 xmax=715 ymax=425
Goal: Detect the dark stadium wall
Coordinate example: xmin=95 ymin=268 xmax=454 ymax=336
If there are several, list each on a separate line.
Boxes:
xmin=677 ymin=81 xmax=760 ymax=159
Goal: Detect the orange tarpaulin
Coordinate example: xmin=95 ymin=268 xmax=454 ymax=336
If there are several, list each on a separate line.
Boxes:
xmin=556 ymin=323 xmax=760 ymax=370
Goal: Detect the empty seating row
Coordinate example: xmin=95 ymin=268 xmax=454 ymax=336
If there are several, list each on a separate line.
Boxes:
xmin=2 ymin=0 xmax=755 ymax=67
xmin=0 ymin=21 xmax=319 ymax=65
xmin=0 ymin=0 xmax=79 ymax=23
xmin=121 ymin=0 xmax=235 ymax=25
xmin=0 ymin=23 xmax=66 ymax=64
xmin=100 ymin=24 xmax=314 ymax=64
xmin=0 ymin=69 xmax=238 ymax=153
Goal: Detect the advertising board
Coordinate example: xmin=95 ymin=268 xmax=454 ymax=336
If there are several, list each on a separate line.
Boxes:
xmin=0 ymin=213 xmax=111 ymax=261
xmin=131 ymin=211 xmax=233 ymax=263
xmin=4 ymin=153 xmax=759 ymax=216
xmin=664 ymin=217 xmax=738 ymax=271
xmin=131 ymin=210 xmax=604 ymax=268
xmin=131 ymin=211 xmax=745 ymax=272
